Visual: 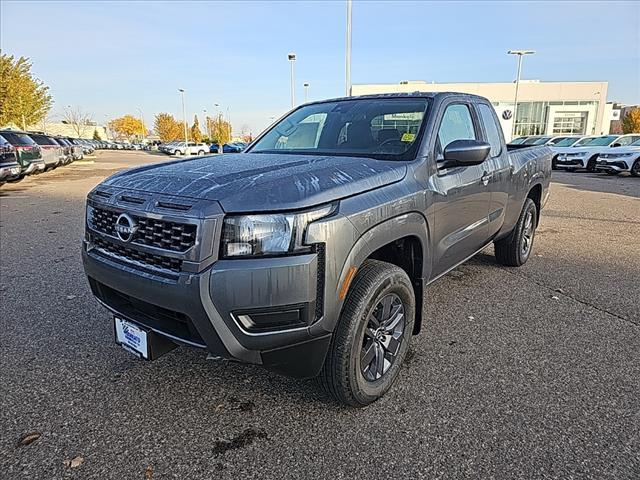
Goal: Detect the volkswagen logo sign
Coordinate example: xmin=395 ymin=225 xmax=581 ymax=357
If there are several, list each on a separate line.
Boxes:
xmin=502 ymin=109 xmax=513 ymax=120
xmin=114 ymin=213 xmax=138 ymax=242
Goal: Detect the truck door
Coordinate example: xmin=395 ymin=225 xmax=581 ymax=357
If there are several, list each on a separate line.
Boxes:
xmin=476 ymin=103 xmax=511 ymax=238
xmin=430 ymin=102 xmax=492 ymax=278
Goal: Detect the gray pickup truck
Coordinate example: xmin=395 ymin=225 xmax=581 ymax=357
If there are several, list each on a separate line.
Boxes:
xmin=82 ymin=93 xmax=551 ymax=406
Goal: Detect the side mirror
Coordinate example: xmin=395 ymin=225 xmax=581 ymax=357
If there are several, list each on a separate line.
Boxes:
xmin=611 ymin=143 xmax=621 ymax=148
xmin=441 ymin=139 xmax=491 ymax=167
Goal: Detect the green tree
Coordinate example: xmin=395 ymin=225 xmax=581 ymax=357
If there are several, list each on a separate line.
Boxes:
xmin=191 ymin=114 xmax=202 ymax=142
xmin=93 ymin=129 xmax=102 ymax=140
xmin=0 ymin=54 xmax=53 ymax=129
xmin=622 ymin=107 xmax=640 ymax=134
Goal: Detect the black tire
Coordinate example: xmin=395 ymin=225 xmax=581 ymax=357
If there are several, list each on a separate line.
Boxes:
xmin=198 ymin=150 xmax=205 ymax=155
xmin=494 ymin=197 xmax=537 ymax=267
xmin=319 ymin=260 xmax=415 ymax=407
xmin=551 ymin=155 xmax=558 ymax=170
xmin=586 ymin=155 xmax=598 ymax=173
xmin=631 ymin=160 xmax=640 ymax=177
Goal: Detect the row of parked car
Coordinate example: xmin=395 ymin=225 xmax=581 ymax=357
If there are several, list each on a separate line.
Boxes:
xmin=158 ymin=141 xmax=248 ymax=156
xmin=510 ymin=133 xmax=640 ymax=176
xmin=0 ymin=130 xmax=105 ymax=185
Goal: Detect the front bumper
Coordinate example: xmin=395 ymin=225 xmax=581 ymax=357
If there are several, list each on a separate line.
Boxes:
xmin=556 ymin=158 xmax=585 ymax=169
xmin=595 ymin=160 xmax=630 ymax=172
xmin=24 ymin=160 xmax=46 ymax=175
xmin=82 ymin=240 xmax=331 ymax=378
xmin=0 ymin=164 xmax=21 ymax=181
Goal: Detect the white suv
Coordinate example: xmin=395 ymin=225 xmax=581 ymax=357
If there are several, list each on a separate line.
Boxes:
xmin=595 ymin=138 xmax=640 ymax=176
xmin=169 ymin=142 xmax=209 ymax=156
xmin=556 ymin=134 xmax=640 ymax=172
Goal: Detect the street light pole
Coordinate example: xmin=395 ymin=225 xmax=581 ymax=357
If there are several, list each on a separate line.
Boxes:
xmin=303 ymin=82 xmax=310 ymax=103
xmin=203 ymin=109 xmax=211 ymax=139
xmin=288 ymin=53 xmax=296 ymax=108
xmin=137 ymin=107 xmax=146 ymax=143
xmin=178 ymin=88 xmax=188 ymax=144
xmin=507 ymin=50 xmax=535 ymax=139
xmin=345 ymin=0 xmax=352 ymax=96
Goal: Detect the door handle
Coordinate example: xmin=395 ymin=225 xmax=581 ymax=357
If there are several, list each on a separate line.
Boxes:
xmin=481 ymin=171 xmax=491 ymax=186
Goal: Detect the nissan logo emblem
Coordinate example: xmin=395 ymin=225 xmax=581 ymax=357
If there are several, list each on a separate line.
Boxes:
xmin=114 ymin=213 xmax=138 ymax=242
xmin=502 ymin=110 xmax=513 ymax=120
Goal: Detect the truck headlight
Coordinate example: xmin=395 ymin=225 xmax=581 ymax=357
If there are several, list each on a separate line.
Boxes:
xmin=221 ymin=204 xmax=335 ymax=257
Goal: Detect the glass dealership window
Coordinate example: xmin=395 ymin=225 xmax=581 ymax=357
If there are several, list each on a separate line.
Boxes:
xmin=511 ymin=100 xmax=599 ymax=136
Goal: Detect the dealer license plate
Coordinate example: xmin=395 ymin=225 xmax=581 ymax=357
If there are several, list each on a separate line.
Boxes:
xmin=114 ymin=317 xmax=148 ymax=359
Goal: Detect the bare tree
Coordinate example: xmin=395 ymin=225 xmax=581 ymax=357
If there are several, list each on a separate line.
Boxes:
xmin=63 ymin=106 xmax=93 ymax=138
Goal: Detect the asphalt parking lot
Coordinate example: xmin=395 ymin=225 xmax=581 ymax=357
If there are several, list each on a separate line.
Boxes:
xmin=1 ymin=151 xmax=639 ymax=479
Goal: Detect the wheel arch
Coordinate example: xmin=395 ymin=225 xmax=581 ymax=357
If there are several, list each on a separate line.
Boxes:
xmin=336 ymin=212 xmax=431 ymax=335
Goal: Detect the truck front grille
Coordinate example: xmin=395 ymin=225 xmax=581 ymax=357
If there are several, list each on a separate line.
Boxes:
xmin=90 ymin=206 xmax=197 ymax=252
xmin=93 ymin=236 xmax=182 ymax=273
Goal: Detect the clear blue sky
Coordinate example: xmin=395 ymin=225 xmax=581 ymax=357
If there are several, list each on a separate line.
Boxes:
xmin=2 ymin=0 xmax=639 ymax=135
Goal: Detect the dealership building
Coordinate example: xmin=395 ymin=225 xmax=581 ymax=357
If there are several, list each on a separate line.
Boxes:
xmin=351 ymin=80 xmax=615 ymax=141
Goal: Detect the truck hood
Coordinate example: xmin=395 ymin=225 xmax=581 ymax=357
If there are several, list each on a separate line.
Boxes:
xmin=102 ymin=153 xmax=407 ymax=212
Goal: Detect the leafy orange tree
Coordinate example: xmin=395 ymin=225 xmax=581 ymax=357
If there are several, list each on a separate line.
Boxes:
xmin=622 ymin=107 xmax=640 ymax=133
xmin=108 ymin=115 xmax=144 ymax=140
xmin=154 ymin=113 xmax=183 ymax=142
xmin=210 ymin=114 xmax=232 ymax=153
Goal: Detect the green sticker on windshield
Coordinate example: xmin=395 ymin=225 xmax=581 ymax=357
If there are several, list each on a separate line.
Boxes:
xmin=401 ymin=133 xmax=415 ymax=142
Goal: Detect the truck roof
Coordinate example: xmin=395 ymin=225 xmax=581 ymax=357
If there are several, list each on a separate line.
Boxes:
xmin=305 ymin=91 xmax=489 ymax=105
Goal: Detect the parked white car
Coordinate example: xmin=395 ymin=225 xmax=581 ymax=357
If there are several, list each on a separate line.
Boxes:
xmin=168 ymin=142 xmax=209 ymax=156
xmin=595 ymin=138 xmax=640 ymax=176
xmin=555 ymin=134 xmax=640 ymax=172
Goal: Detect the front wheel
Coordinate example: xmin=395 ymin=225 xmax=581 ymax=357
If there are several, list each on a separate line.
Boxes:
xmin=494 ymin=198 xmax=538 ymax=267
xmin=319 ymin=260 xmax=415 ymax=407
xmin=631 ymin=160 xmax=640 ymax=177
xmin=586 ymin=155 xmax=598 ymax=173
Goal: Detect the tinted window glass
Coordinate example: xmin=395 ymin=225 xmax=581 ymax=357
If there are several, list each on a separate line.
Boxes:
xmin=617 ymin=136 xmax=636 ymax=146
xmin=583 ymin=136 xmax=617 ymax=146
xmin=437 ymin=104 xmax=476 ymax=152
xmin=29 ymin=134 xmax=57 ymax=146
xmin=551 ymin=137 xmax=579 ymax=147
xmin=532 ymin=136 xmax=552 ymax=145
xmin=1 ymin=132 xmax=38 ymax=146
xmin=477 ymin=104 xmax=502 ymax=157
xmin=250 ymin=98 xmax=429 ymax=161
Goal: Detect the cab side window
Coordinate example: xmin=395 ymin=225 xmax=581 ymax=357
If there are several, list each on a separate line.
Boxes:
xmin=477 ymin=103 xmax=503 ymax=157
xmin=437 ymin=104 xmax=476 ymax=155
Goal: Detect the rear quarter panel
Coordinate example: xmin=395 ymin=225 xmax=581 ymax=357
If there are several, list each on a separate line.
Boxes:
xmin=499 ymin=145 xmax=552 ymax=237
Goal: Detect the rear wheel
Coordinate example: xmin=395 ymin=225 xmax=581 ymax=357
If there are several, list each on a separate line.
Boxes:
xmin=319 ymin=260 xmax=415 ymax=407
xmin=198 ymin=150 xmax=205 ymax=155
xmin=494 ymin=198 xmax=537 ymax=267
xmin=631 ymin=160 xmax=640 ymax=177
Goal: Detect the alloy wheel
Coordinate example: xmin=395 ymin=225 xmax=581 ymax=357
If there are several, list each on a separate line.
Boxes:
xmin=521 ymin=210 xmax=534 ymax=256
xmin=360 ymin=293 xmax=405 ymax=381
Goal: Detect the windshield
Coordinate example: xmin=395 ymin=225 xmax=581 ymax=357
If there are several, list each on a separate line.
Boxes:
xmin=553 ymin=137 xmax=580 ymax=147
xmin=250 ymin=98 xmax=429 ymax=160
xmin=1 ymin=131 xmax=38 ymax=146
xmin=583 ymin=136 xmax=617 ymax=146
